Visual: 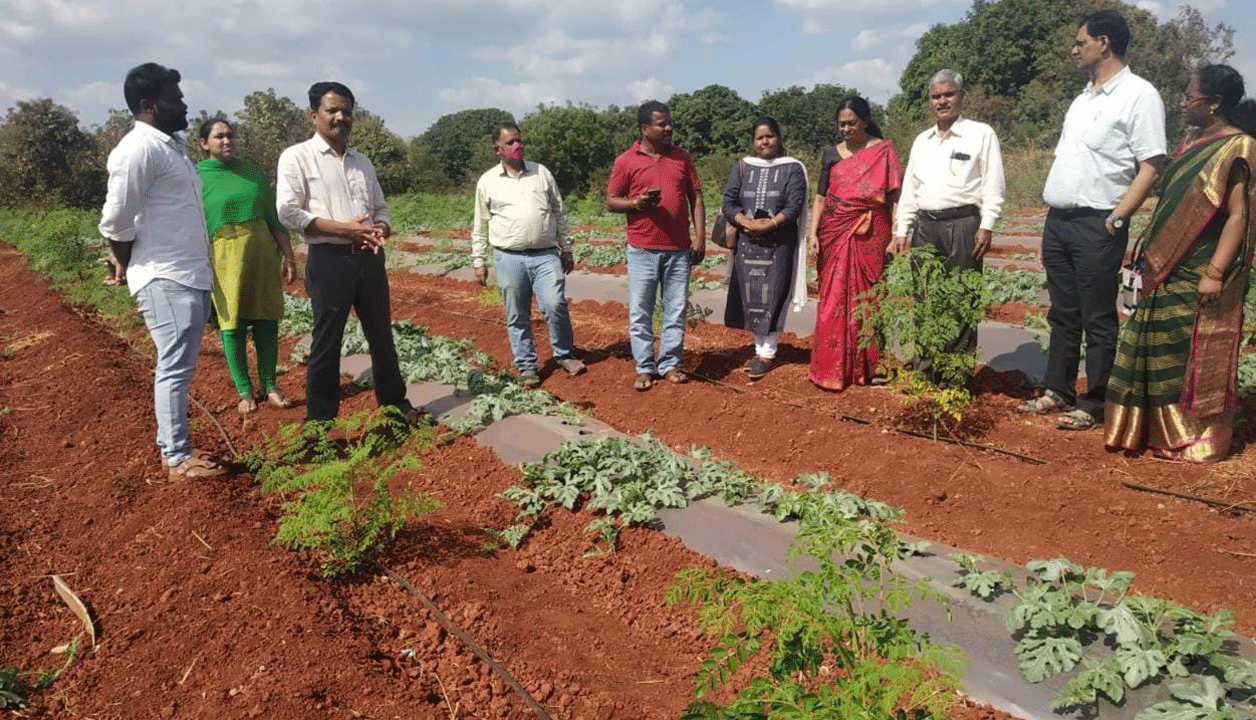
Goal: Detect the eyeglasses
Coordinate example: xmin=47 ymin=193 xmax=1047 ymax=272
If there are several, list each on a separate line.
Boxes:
xmin=1182 ymin=94 xmax=1213 ymax=105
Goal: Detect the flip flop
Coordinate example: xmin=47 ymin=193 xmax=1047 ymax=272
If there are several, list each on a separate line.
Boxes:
xmin=661 ymin=369 xmax=688 ymax=384
xmin=1056 ymin=409 xmax=1097 ymax=431
xmin=237 ymin=395 xmax=258 ymax=414
xmin=634 ymin=373 xmax=654 ymax=391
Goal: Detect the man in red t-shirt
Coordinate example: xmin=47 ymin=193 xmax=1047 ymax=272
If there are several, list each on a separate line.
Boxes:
xmin=606 ymin=100 xmax=706 ymax=391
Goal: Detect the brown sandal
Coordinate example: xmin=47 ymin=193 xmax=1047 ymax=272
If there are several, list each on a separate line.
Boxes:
xmin=237 ymin=395 xmax=258 ymax=414
xmin=662 ymin=369 xmax=688 ymax=384
xmin=168 ymin=455 xmax=226 ymax=482
xmin=634 ymin=373 xmax=654 ymax=391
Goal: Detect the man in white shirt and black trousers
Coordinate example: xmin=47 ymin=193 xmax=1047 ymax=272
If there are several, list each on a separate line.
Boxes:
xmin=1021 ymin=9 xmax=1165 ymax=431
xmin=99 ymin=62 xmax=226 ymax=482
xmin=892 ymin=69 xmax=1005 ymax=384
xmin=471 ymin=123 xmax=586 ymax=387
xmin=276 ymin=82 xmax=423 ymax=426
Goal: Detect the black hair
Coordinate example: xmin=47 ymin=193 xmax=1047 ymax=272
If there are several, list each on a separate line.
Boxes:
xmin=492 ymin=123 xmax=520 ymax=145
xmin=198 ymin=117 xmax=232 ymax=141
xmin=1197 ymin=64 xmax=1256 ymax=138
xmin=1080 ymin=10 xmax=1131 ymax=59
xmin=836 ymin=96 xmax=883 ymax=139
xmin=123 ymin=62 xmax=181 ymax=116
xmin=750 ymin=115 xmax=786 ymax=156
xmin=308 ymin=82 xmax=355 ymax=111
xmin=637 ymin=100 xmax=670 ymax=128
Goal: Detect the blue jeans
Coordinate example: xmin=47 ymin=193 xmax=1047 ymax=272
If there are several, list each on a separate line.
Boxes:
xmin=494 ymin=248 xmax=574 ymax=371
xmin=134 ymin=278 xmax=210 ymax=466
xmin=626 ymin=246 xmax=690 ymax=375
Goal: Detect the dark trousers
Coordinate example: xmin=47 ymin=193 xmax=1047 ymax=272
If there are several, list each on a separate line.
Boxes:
xmin=1041 ymin=208 xmax=1128 ymax=417
xmin=304 ymin=244 xmax=408 ymax=422
xmin=910 ymin=211 xmax=982 ymax=379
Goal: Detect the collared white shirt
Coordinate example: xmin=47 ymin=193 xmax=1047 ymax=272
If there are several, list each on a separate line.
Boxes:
xmin=1042 ymin=66 xmax=1166 ymax=209
xmin=895 ymin=116 xmax=1006 ymax=237
xmin=471 ymin=160 xmax=571 ymax=268
xmin=275 ymin=133 xmax=390 ymax=245
xmin=98 ymin=121 xmax=213 ymax=296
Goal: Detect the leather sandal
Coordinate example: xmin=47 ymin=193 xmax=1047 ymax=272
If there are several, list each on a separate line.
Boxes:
xmin=168 ymin=455 xmax=227 ymax=481
xmin=1016 ymin=389 xmax=1070 ymax=415
xmin=634 ymin=373 xmax=654 ymax=391
xmin=237 ymin=395 xmax=258 ymax=414
xmin=661 ymin=369 xmax=688 ymax=384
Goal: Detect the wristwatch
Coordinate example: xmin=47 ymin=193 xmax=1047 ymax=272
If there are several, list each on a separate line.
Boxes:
xmin=1107 ymin=213 xmax=1127 ymax=230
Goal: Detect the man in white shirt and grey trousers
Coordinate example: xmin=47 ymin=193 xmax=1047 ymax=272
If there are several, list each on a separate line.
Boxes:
xmin=1023 ymin=9 xmax=1165 ymax=431
xmin=892 ymin=68 xmax=1005 ymax=383
xmin=99 ymin=62 xmax=224 ymax=482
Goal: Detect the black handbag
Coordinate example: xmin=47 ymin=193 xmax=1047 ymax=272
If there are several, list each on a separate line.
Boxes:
xmin=710 ymin=160 xmax=745 ymax=250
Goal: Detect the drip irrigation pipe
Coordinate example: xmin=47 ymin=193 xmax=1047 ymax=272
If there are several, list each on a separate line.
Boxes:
xmin=375 ymin=562 xmax=552 ymax=720
xmin=1119 ymin=480 xmax=1256 ymax=515
xmin=80 ymin=309 xmax=243 ymax=461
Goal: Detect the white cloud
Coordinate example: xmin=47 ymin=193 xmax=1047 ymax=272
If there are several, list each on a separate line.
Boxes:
xmin=64 ymin=81 xmax=117 ymax=110
xmin=0 ymin=80 xmax=36 ymax=111
xmin=438 ymin=77 xmax=563 ymax=112
xmin=701 ymin=31 xmax=731 ymax=46
xmin=902 ymin=23 xmax=929 ymax=39
xmin=1135 ymin=1 xmax=1165 ymax=18
xmin=0 ymin=20 xmax=36 ymax=40
xmin=808 ymin=58 xmax=900 ymax=101
xmin=853 ymin=29 xmax=883 ymax=51
xmin=627 ymin=78 xmax=674 ymax=103
xmin=216 ymin=60 xmax=297 ymax=81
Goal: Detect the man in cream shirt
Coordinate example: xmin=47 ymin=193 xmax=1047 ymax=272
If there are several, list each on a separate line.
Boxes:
xmin=1023 ymin=9 xmax=1165 ymax=431
xmin=892 ymin=69 xmax=1005 ymax=382
xmin=276 ymin=81 xmax=421 ymax=424
xmin=471 ymin=123 xmax=585 ymax=387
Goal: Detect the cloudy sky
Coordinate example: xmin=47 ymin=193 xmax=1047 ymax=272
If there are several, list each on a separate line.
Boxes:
xmin=2 ymin=0 xmax=1250 ymax=139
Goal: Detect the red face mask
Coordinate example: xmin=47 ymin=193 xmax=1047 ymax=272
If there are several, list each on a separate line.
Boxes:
xmin=501 ymin=142 xmax=525 ymax=163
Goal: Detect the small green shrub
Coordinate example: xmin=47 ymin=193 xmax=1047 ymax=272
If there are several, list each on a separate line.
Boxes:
xmin=859 ymin=245 xmax=990 ymax=390
xmin=669 ymin=484 xmax=961 ymax=720
xmin=0 ymin=667 xmax=28 ymax=709
xmin=985 ymin=266 xmax=1046 ymax=306
xmin=246 ymin=408 xmax=440 ymax=577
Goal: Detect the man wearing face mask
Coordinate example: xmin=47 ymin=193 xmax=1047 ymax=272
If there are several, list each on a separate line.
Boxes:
xmin=471 ymin=123 xmax=584 ymax=387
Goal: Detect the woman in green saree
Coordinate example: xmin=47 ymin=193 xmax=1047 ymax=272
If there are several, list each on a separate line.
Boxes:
xmin=198 ymin=118 xmax=298 ymax=413
xmin=1105 ymin=64 xmax=1256 ymax=463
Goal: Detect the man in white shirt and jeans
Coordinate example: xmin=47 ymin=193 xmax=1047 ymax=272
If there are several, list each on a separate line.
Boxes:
xmin=471 ymin=123 xmax=585 ymax=387
xmin=892 ymin=69 xmax=1005 ymax=382
xmin=99 ymin=62 xmax=223 ymax=481
xmin=1024 ymin=9 xmax=1165 ymax=430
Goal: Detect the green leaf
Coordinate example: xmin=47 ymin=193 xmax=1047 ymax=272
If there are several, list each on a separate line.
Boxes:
xmin=1052 ymin=658 xmax=1125 ymax=709
xmin=1027 ymin=558 xmax=1084 ymax=583
xmin=1097 ymin=603 xmax=1152 ymax=647
xmin=1136 ymin=678 xmax=1230 ymax=720
xmin=1116 ymin=644 xmax=1168 ymax=688
xmin=1015 ymin=635 xmax=1083 ymax=682
xmin=1223 ymin=656 xmax=1256 ymax=689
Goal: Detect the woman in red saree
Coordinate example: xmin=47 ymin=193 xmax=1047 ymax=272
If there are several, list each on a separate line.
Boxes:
xmin=807 ymin=97 xmax=903 ymax=390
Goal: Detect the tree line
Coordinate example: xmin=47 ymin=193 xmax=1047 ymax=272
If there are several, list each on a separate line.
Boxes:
xmin=0 ymin=0 xmax=1231 ymax=210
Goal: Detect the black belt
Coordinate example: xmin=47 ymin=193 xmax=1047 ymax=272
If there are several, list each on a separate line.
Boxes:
xmin=311 ymin=241 xmax=374 ymax=254
xmin=917 ymin=204 xmax=979 ymax=222
xmin=1048 ymin=206 xmax=1110 ymax=219
xmin=495 ymin=246 xmax=558 ymax=256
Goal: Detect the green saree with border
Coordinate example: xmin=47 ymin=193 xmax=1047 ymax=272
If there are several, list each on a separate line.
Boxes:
xmin=1104 ymin=132 xmax=1256 ymax=463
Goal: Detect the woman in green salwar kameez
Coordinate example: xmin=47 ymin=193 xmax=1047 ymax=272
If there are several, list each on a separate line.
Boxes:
xmin=1105 ymin=65 xmax=1256 ymax=463
xmin=197 ymin=118 xmax=298 ymax=413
